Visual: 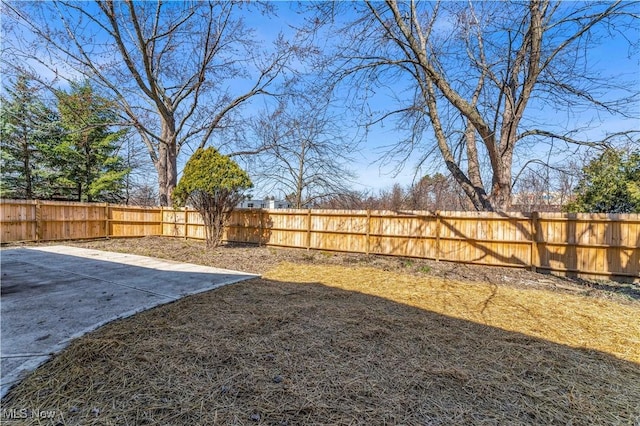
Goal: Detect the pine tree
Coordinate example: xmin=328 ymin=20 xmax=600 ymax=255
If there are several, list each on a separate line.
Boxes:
xmin=566 ymin=148 xmax=640 ymax=213
xmin=52 ymin=82 xmax=129 ymax=202
xmin=0 ymin=75 xmax=59 ymax=199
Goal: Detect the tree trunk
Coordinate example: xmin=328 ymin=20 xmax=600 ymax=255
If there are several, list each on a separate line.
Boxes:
xmin=166 ymin=142 xmax=177 ymax=207
xmin=157 ymin=120 xmax=178 ymax=206
xmin=157 ymin=143 xmax=178 ymax=206
xmin=22 ymin=141 xmax=32 ymax=199
xmin=294 ymin=141 xmax=306 ymax=209
xmin=157 ymin=143 xmax=168 ymax=206
xmin=489 ymin=178 xmax=512 ymax=211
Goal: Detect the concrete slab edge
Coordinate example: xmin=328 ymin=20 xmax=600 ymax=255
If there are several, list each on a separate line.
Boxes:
xmin=1 ymin=273 xmax=259 ymax=400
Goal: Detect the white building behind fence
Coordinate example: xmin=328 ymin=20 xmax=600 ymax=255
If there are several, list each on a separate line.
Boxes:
xmin=237 ymin=199 xmax=292 ymax=209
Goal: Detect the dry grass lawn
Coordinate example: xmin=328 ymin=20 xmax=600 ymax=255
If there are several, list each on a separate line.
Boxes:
xmin=2 ymin=238 xmax=639 ymax=425
xmin=267 ymin=263 xmax=640 ymax=364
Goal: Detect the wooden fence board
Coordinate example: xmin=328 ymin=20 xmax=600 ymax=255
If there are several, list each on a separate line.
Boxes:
xmin=161 ymin=209 xmax=186 ymax=238
xmin=1 ymin=200 xmax=638 ymax=281
xmin=5 ymin=200 xmax=108 ymax=241
xmin=110 ymin=205 xmax=162 ymax=237
xmin=0 ymin=200 xmax=36 ymax=242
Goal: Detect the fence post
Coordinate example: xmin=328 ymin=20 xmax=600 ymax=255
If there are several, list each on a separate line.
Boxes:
xmin=104 ymin=203 xmax=110 ymax=238
xmin=306 ymin=209 xmax=312 ymax=250
xmin=365 ymin=209 xmax=371 ymax=255
xmin=435 ymin=210 xmax=441 ymax=262
xmin=258 ymin=210 xmax=263 ymax=246
xmin=530 ymin=212 xmax=539 ymax=273
xmin=184 ymin=207 xmax=189 ymax=240
xmin=35 ymin=200 xmax=41 ymax=242
xmin=160 ymin=206 xmax=165 ymax=237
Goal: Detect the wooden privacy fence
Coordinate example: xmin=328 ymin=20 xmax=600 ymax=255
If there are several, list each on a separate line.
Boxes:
xmin=0 ymin=200 xmax=162 ymax=241
xmin=1 ymin=199 xmax=639 ymax=281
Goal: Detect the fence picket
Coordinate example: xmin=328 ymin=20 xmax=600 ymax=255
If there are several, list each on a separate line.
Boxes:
xmin=1 ymin=199 xmax=638 ymax=281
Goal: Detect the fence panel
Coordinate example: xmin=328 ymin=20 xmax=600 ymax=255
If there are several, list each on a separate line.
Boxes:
xmin=310 ymin=210 xmax=368 ymax=253
xmin=438 ymin=212 xmax=533 ymax=267
xmin=226 ymin=209 xmax=267 ymax=244
xmin=110 ymin=205 xmax=162 ymax=237
xmin=368 ymin=211 xmax=438 ymax=258
xmin=161 ymin=208 xmax=187 ymax=238
xmin=0 ymin=200 xmax=109 ymax=242
xmin=1 ymin=199 xmax=638 ymax=280
xmin=0 ymin=200 xmax=37 ymax=242
xmin=261 ymin=210 xmax=309 ymax=248
xmin=536 ymin=213 xmax=640 ymax=278
xmin=182 ymin=210 xmax=204 ymax=240
xmin=40 ymin=202 xmax=106 ymax=241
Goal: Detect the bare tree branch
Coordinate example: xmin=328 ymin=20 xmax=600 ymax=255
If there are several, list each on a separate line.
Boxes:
xmin=313 ymin=0 xmax=638 ymax=210
xmin=3 ymin=1 xmax=294 ymax=205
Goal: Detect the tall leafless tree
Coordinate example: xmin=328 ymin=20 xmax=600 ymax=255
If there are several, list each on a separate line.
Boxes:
xmin=249 ymin=95 xmax=357 ymax=208
xmin=406 ymin=173 xmax=472 ymax=211
xmin=511 ymin=158 xmax=583 ymax=212
xmin=2 ymin=1 xmax=294 ymax=205
xmin=312 ymin=0 xmax=639 ymax=211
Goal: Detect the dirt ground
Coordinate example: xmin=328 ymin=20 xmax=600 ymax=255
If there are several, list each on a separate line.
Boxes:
xmin=2 ymin=236 xmax=639 ymax=425
xmin=61 ymin=236 xmax=639 ymax=302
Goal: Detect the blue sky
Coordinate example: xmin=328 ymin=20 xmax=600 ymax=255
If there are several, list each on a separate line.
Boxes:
xmin=254 ymin=2 xmax=640 ymax=193
xmin=243 ymin=3 xmax=445 ymax=191
xmin=3 ymin=1 xmax=639 ymax=197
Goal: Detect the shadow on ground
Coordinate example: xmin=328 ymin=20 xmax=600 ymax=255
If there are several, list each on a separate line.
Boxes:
xmin=2 ymin=272 xmax=639 ymax=425
xmin=1 ymin=246 xmax=257 ymax=399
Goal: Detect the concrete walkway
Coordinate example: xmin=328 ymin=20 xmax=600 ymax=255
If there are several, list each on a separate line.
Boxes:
xmin=0 ymin=245 xmax=258 ymax=398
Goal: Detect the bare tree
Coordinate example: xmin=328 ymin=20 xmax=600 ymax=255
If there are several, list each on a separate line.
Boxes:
xmin=313 ymin=190 xmax=373 ymax=210
xmin=3 ymin=1 xmax=293 ymax=205
xmin=312 ymin=0 xmax=639 ymax=211
xmin=407 ymin=174 xmax=472 ymax=211
xmin=249 ymin=96 xmax=357 ymax=208
xmin=512 ymin=167 xmax=554 ymax=212
xmin=554 ymin=161 xmax=581 ymax=207
xmin=379 ymin=186 xmax=410 ymax=210
xmin=511 ymin=153 xmax=587 ymax=211
xmin=119 ymin=132 xmax=158 ymax=206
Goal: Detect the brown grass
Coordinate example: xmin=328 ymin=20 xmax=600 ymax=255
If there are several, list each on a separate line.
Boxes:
xmin=266 ymin=263 xmax=640 ymax=364
xmin=65 ymin=236 xmax=640 ymax=301
xmin=2 ymin=238 xmax=640 ymax=425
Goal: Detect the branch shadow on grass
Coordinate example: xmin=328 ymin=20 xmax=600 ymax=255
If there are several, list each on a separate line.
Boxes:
xmin=2 ymin=270 xmax=638 ymax=425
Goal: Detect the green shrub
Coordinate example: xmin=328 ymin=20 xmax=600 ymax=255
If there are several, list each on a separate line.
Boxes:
xmin=174 ymin=148 xmax=252 ymax=248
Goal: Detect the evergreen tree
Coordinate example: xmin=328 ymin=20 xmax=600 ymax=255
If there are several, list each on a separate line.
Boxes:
xmin=566 ymin=148 xmax=640 ymax=213
xmin=52 ymin=82 xmax=128 ymax=202
xmin=174 ymin=148 xmax=252 ymax=248
xmin=0 ymin=75 xmax=59 ymax=199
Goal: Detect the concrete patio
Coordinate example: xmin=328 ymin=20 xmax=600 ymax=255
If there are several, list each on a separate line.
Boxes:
xmin=0 ymin=245 xmax=258 ymax=398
